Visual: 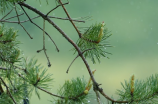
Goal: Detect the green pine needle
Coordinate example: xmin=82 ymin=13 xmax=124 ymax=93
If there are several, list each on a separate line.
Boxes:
xmin=116 ymin=74 xmax=158 ymax=103
xmin=75 ymin=22 xmax=112 ymax=64
xmin=55 ymin=77 xmax=92 ymax=104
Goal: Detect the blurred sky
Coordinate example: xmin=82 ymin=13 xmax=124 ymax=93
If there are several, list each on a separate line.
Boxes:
xmin=1 ymin=0 xmax=158 ymax=103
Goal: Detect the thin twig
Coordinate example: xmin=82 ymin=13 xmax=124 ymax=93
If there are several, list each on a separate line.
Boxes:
xmin=14 ymin=5 xmax=20 ymax=23
xmin=14 ymin=5 xmax=33 ymax=39
xmin=0 ymin=8 xmax=14 ymax=20
xmin=19 ymin=23 xmax=33 ymax=39
xmin=46 ymin=2 xmax=69 ymax=16
xmin=4 ymin=13 xmax=24 ymax=21
xmin=37 ymin=86 xmax=85 ymax=100
xmin=20 ymin=5 xmax=59 ymax=52
xmin=66 ymin=48 xmax=95 ymax=73
xmin=66 ymin=55 xmax=79 ymax=73
xmin=37 ymin=86 xmax=65 ymax=99
xmin=49 ymin=16 xmax=85 ymax=23
xmin=36 ymin=19 xmax=51 ymax=67
xmin=0 ymin=77 xmax=17 ymax=104
xmin=36 ymin=49 xmax=43 ymax=53
xmin=58 ymin=0 xmax=82 ymax=38
xmin=43 ymin=19 xmax=51 ymax=67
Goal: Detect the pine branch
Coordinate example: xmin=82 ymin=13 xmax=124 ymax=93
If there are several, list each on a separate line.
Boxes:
xmin=0 ymin=77 xmax=17 ymax=104
xmin=16 ymin=2 xmax=124 ymax=103
xmin=1 ymin=1 xmax=149 ymax=104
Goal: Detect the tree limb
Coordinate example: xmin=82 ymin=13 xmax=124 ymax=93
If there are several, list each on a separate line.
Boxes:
xmin=17 ymin=2 xmax=129 ymax=103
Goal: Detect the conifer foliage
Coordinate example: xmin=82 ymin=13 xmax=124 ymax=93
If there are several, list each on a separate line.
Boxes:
xmin=0 ymin=0 xmax=158 ymax=104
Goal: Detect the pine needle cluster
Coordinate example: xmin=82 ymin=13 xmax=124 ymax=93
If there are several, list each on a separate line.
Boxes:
xmin=116 ymin=74 xmax=158 ymax=103
xmin=0 ymin=25 xmax=53 ymax=103
xmin=55 ymin=77 xmax=92 ymax=104
xmin=76 ymin=22 xmax=112 ymax=63
xmin=0 ymin=25 xmax=20 ymax=65
xmin=20 ymin=58 xmax=53 ymax=99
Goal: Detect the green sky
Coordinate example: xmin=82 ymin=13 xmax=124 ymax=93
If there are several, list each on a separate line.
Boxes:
xmin=1 ymin=0 xmax=158 ymax=103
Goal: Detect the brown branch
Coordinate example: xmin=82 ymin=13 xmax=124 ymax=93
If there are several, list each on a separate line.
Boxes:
xmin=18 ymin=0 xmax=98 ymax=99
xmin=98 ymin=89 xmax=128 ymax=103
xmin=18 ymin=2 xmax=129 ymax=103
xmin=58 ymin=0 xmax=82 ymax=38
xmin=0 ymin=77 xmax=17 ymax=104
xmin=37 ymin=86 xmax=65 ymax=99
xmin=37 ymin=86 xmax=86 ymax=101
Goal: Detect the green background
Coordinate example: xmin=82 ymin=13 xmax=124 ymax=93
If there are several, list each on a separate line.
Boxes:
xmin=1 ymin=0 xmax=158 ymax=103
